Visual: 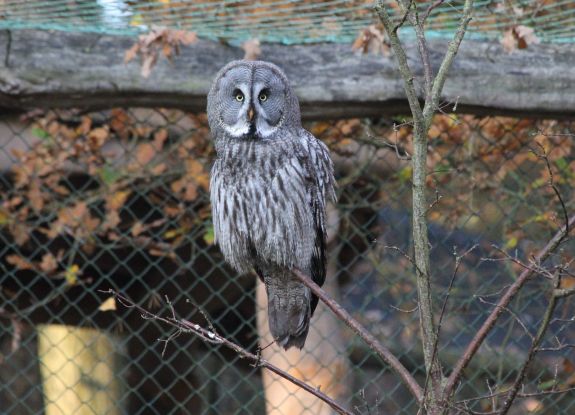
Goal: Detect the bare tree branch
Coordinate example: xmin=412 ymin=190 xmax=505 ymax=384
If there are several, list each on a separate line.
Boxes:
xmin=375 ymin=2 xmax=475 ymax=411
xmin=537 ymin=343 xmax=575 ymax=352
xmin=421 ymin=245 xmax=477 ymax=407
xmin=393 ymin=0 xmax=414 ymax=33
xmin=105 ymin=289 xmax=354 ymax=415
xmin=456 ymin=385 xmax=575 ymax=409
xmin=423 ymin=0 xmax=474 ymax=128
xmin=422 ymin=0 xmax=446 ymax=24
xmin=475 ymin=297 xmax=535 ymax=342
xmin=400 ymin=0 xmax=433 ymax=99
xmin=553 ymin=287 xmax=575 ymax=299
xmin=374 ymin=1 xmax=424 ymax=121
xmin=531 ymin=142 xmax=570 ymax=236
xmin=444 ymin=213 xmax=575 ymax=399
xmin=292 ymin=268 xmax=424 ymax=403
xmin=499 ymin=273 xmax=562 ymax=414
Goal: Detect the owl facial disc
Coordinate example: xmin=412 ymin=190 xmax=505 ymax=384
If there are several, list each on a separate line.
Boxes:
xmin=208 ymin=61 xmax=296 ymax=141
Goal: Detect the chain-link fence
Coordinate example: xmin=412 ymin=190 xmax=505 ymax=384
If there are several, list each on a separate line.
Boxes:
xmin=1 ymin=109 xmax=574 ymax=414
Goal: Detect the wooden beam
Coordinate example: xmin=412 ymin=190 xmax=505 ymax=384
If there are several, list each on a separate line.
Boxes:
xmin=0 ymin=29 xmax=574 ymax=120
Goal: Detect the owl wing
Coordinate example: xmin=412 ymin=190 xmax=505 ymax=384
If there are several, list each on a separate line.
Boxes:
xmin=297 ymin=130 xmax=336 ymax=315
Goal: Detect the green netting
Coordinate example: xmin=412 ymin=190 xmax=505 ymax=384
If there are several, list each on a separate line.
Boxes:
xmin=0 ymin=0 xmax=574 ymax=43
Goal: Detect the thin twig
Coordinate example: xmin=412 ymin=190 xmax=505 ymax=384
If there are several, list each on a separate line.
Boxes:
xmin=106 ymin=289 xmax=353 ymax=415
xmin=402 ymin=0 xmax=433 ymax=100
xmin=375 ymin=1 xmax=424 ymax=121
xmin=422 ymin=0 xmax=474 ymax=128
xmin=487 ymin=380 xmax=497 ymax=413
xmin=292 ymin=268 xmax=424 ymax=403
xmin=475 ymin=297 xmax=534 ymax=342
xmin=444 ymin=214 xmax=575 ymax=399
xmin=393 ymin=0 xmax=414 ymax=33
xmin=421 ymin=244 xmax=478 ymax=407
xmin=553 ymin=287 xmax=575 ymax=299
xmin=499 ymin=272 xmax=562 ymax=414
xmin=537 ymin=343 xmax=575 ymax=352
xmin=390 ymin=303 xmax=419 ymax=313
xmin=422 ymin=0 xmax=446 ymax=24
xmin=485 ymin=245 xmax=556 ymax=280
xmin=363 ymin=130 xmax=411 ymax=160
xmin=531 ymin=142 xmax=569 ymax=236
xmin=454 ymin=386 xmax=575 ymax=415
xmin=383 ymin=245 xmax=425 ymax=276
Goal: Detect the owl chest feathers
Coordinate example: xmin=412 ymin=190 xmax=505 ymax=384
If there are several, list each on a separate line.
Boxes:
xmin=211 ymin=134 xmax=316 ymax=274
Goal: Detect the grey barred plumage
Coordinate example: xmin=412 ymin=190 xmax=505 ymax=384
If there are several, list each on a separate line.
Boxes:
xmin=207 ymin=60 xmax=336 ymax=350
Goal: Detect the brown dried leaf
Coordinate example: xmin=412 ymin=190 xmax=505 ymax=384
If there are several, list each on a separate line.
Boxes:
xmin=28 ymin=181 xmax=44 ymax=212
xmin=103 ymin=210 xmax=121 ymax=230
xmin=57 ymin=201 xmax=87 ymax=230
xmin=560 ymin=276 xmax=575 ymax=290
xmin=186 ymin=159 xmax=210 ymax=190
xmin=151 ymin=163 xmax=166 ymax=175
xmin=352 ymin=25 xmax=389 ymax=56
xmin=39 ymin=252 xmax=58 ymax=273
xmin=84 ymin=214 xmax=101 ymax=233
xmin=131 ymin=221 xmax=144 ymax=237
xmin=501 ymin=29 xmax=517 ymax=53
xmin=6 ymin=254 xmax=34 ymax=270
xmin=162 ymin=42 xmax=173 ymax=59
xmin=164 ymin=205 xmax=182 ymax=217
xmin=153 ymin=128 xmax=168 ymax=150
xmin=170 ymin=178 xmax=184 ymax=194
xmin=149 ymin=248 xmax=168 ymax=257
xmin=88 ymin=127 xmax=109 ymax=149
xmin=106 ymin=191 xmax=130 ymax=211
xmin=78 ymin=116 xmax=92 ymax=135
xmin=126 ymin=27 xmax=197 ymax=78
xmin=183 ymin=182 xmax=198 ymax=201
xmin=174 ymin=30 xmax=197 ymax=45
xmin=141 ymin=53 xmax=158 ymax=78
xmin=501 ymin=25 xmax=540 ymax=53
xmin=11 ymin=223 xmax=30 ymax=246
xmin=242 ymin=39 xmax=261 ymax=60
xmin=515 ymin=25 xmax=540 ymax=48
xmin=124 ymin=43 xmax=140 ymax=63
xmin=110 ymin=109 xmax=132 ymax=140
xmin=339 ymin=119 xmax=361 ymax=135
xmin=136 ymin=143 xmax=156 ymax=165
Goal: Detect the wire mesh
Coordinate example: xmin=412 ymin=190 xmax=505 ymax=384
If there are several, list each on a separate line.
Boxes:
xmin=0 ymin=0 xmax=574 ymax=43
xmin=0 ymin=108 xmax=574 ymax=414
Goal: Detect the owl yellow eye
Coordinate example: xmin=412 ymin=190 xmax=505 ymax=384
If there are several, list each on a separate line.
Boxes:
xmin=258 ymin=92 xmax=268 ymax=102
xmin=235 ymin=92 xmax=244 ymax=102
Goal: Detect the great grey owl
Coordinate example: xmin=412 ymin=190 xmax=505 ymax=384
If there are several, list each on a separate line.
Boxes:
xmin=207 ymin=60 xmax=336 ymax=350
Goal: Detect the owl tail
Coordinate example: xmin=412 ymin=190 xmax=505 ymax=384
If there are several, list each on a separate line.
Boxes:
xmin=264 ymin=273 xmax=312 ymax=350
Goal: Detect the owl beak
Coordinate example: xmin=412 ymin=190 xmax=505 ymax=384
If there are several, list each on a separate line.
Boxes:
xmin=247 ymin=106 xmax=255 ymax=122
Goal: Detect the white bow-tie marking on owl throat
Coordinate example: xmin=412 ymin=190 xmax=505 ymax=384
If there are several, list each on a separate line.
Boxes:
xmin=221 ymin=111 xmax=281 ymax=138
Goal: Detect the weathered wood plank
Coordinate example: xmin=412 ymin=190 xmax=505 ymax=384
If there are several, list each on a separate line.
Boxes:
xmin=0 ymin=29 xmax=574 ymax=119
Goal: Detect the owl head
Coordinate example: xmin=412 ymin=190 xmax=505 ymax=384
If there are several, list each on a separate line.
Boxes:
xmin=207 ymin=60 xmax=301 ymax=140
